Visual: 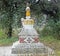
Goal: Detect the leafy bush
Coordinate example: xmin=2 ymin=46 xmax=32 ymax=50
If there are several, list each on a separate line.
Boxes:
xmin=41 ymin=19 xmax=60 ymax=40
xmin=0 ymin=37 xmax=18 ymax=46
xmin=0 ymin=29 xmax=7 ymax=39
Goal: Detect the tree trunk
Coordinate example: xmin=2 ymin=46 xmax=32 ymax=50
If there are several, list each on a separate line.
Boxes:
xmin=7 ymin=25 xmax=12 ymax=38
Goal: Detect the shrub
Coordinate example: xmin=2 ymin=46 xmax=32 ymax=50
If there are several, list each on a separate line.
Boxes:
xmin=41 ymin=19 xmax=60 ymax=40
xmin=0 ymin=29 xmax=7 ymax=39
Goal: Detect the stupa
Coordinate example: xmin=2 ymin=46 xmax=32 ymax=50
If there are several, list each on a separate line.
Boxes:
xmin=11 ymin=3 xmax=55 ymax=56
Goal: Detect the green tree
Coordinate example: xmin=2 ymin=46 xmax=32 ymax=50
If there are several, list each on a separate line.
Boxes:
xmin=0 ymin=0 xmax=25 ymax=38
xmin=30 ymin=0 xmax=60 ymax=39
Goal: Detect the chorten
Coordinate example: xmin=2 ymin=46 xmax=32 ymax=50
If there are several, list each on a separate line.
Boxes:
xmin=11 ymin=3 xmax=54 ymax=56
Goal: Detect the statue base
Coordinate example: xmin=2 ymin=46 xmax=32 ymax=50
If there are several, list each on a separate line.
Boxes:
xmin=11 ymin=41 xmax=54 ymax=56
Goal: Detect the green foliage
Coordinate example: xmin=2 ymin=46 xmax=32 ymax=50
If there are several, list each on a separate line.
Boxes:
xmin=40 ymin=36 xmax=60 ymax=56
xmin=0 ymin=29 xmax=7 ymax=39
xmin=41 ymin=19 xmax=60 ymax=39
xmin=0 ymin=0 xmax=60 ymax=39
xmin=33 ymin=3 xmax=60 ymax=39
xmin=0 ymin=37 xmax=18 ymax=46
xmin=0 ymin=0 xmax=26 ymax=38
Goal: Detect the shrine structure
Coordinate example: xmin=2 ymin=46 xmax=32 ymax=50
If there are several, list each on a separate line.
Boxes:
xmin=11 ymin=3 xmax=55 ymax=56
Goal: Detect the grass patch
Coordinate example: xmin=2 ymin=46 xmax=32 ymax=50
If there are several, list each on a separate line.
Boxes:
xmin=0 ymin=37 xmax=18 ymax=46
xmin=40 ymin=36 xmax=60 ymax=56
xmin=0 ymin=29 xmax=7 ymax=39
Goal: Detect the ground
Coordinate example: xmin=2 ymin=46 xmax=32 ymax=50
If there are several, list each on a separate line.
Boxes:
xmin=0 ymin=46 xmax=11 ymax=56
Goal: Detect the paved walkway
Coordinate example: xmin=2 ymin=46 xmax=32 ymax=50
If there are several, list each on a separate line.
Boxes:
xmin=0 ymin=46 xmax=12 ymax=56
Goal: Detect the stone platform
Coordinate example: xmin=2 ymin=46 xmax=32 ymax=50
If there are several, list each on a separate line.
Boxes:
xmin=11 ymin=41 xmax=54 ymax=56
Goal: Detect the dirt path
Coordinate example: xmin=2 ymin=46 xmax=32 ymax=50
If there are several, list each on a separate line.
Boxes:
xmin=0 ymin=46 xmax=11 ymax=56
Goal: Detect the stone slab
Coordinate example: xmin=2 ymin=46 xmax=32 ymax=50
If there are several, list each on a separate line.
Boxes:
xmin=11 ymin=41 xmax=53 ymax=54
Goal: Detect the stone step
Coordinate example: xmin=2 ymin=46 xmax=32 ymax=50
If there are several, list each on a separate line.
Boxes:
xmin=11 ymin=42 xmax=54 ymax=55
xmin=2 ymin=53 xmax=55 ymax=56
